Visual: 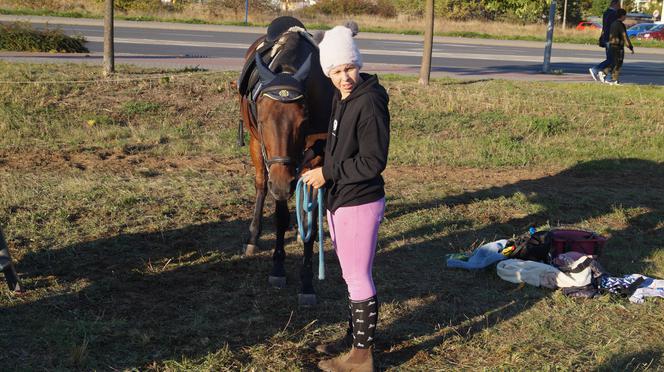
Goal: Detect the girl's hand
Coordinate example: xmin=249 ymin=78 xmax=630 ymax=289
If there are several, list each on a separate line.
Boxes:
xmin=301 ymin=167 xmax=326 ymax=189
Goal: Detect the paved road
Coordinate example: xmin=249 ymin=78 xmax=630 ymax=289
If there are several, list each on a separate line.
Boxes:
xmin=2 ymin=15 xmax=664 ymax=85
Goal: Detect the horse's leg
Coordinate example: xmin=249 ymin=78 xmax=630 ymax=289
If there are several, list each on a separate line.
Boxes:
xmin=245 ymin=137 xmax=267 ymax=256
xmin=268 ymin=199 xmax=289 ymax=288
xmin=298 ymin=203 xmax=317 ymax=306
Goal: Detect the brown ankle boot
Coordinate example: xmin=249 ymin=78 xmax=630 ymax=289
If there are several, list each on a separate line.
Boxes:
xmin=315 ymin=332 xmax=353 ymax=355
xmin=317 ymin=347 xmax=373 ymax=372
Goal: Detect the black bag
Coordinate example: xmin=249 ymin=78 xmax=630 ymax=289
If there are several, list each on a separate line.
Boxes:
xmin=598 ymin=34 xmax=606 ymax=48
xmin=507 ymin=230 xmax=553 ymax=263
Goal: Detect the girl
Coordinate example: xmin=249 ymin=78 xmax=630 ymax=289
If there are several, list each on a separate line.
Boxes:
xmin=302 ymin=25 xmax=390 ymax=372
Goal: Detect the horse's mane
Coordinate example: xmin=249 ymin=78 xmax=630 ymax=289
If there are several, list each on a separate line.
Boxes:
xmin=268 ymin=30 xmax=317 ymax=75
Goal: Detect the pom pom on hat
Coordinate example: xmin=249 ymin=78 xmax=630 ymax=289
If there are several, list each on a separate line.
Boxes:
xmin=318 ymin=25 xmax=363 ymax=77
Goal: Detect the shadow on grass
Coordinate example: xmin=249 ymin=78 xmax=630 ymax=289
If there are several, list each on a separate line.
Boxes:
xmin=1 ymin=158 xmax=663 ymax=370
xmin=371 ymin=158 xmax=664 ymax=368
xmin=0 ymin=213 xmax=320 ymax=369
xmin=597 ymin=349 xmax=663 ymax=371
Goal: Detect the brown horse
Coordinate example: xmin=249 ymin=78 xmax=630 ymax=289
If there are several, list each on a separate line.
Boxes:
xmin=238 ymin=23 xmax=334 ymax=305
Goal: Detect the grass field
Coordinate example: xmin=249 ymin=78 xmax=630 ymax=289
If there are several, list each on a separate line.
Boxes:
xmin=1 ymin=61 xmax=664 ymax=370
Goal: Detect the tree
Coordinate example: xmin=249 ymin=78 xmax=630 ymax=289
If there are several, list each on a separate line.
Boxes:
xmin=558 ymin=0 xmax=583 ymax=25
xmin=103 ymin=0 xmax=114 ymax=76
xmin=419 ymin=0 xmax=434 ymax=86
xmin=589 ymin=0 xmax=607 ymax=17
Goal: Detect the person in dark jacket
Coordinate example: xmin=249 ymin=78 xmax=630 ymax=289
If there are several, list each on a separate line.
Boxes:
xmin=589 ymin=0 xmax=620 ymax=82
xmin=301 ymin=25 xmax=389 ymax=372
xmin=602 ymin=8 xmax=634 ymax=85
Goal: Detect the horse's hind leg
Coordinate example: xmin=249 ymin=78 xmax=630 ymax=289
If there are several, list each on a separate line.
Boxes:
xmin=245 ymin=139 xmax=267 ymax=256
xmin=268 ymin=199 xmax=288 ymax=288
xmin=298 ymin=206 xmax=317 ymax=306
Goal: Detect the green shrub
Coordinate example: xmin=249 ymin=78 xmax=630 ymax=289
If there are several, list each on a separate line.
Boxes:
xmin=0 ymin=22 xmax=88 ymax=53
xmin=311 ymin=0 xmax=397 ymax=17
xmin=92 ymin=0 xmax=179 ymax=12
xmin=207 ymin=0 xmax=277 ymax=17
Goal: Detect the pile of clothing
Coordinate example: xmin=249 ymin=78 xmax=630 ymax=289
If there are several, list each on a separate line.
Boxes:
xmin=446 ymin=237 xmax=664 ymax=304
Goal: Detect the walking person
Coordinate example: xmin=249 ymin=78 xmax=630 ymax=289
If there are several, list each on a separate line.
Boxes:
xmin=589 ymin=0 xmax=620 ymax=82
xmin=301 ymin=25 xmax=390 ymax=372
xmin=601 ymin=9 xmax=634 ymax=85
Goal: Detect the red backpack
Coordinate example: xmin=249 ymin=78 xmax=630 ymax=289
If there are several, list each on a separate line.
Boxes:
xmin=506 ymin=228 xmax=607 ymax=263
xmin=549 ymin=229 xmax=607 ymax=258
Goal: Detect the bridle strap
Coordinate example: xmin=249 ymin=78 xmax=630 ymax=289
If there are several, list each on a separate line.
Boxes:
xmin=265 ymin=156 xmax=294 ymax=166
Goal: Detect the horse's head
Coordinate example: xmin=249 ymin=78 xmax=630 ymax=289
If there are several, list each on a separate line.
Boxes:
xmin=254 ymin=53 xmax=312 ymax=201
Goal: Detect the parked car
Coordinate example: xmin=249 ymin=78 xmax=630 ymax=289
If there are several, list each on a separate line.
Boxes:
xmin=576 ymin=21 xmax=602 ymax=31
xmin=637 ymin=23 xmax=664 ymax=40
xmin=627 ymin=23 xmax=656 ymax=37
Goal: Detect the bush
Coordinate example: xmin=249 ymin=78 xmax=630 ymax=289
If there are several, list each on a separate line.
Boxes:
xmin=312 ymin=0 xmax=397 ymax=17
xmin=0 ymin=22 xmax=88 ymax=53
xmin=95 ymin=0 xmax=184 ymax=13
xmin=207 ymin=0 xmax=278 ymax=17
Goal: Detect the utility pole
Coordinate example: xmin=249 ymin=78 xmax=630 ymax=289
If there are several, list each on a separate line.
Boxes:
xmin=419 ymin=0 xmax=434 ymax=86
xmin=103 ymin=0 xmax=114 ymax=76
xmin=244 ymin=0 xmax=249 ymax=24
xmin=543 ymin=0 xmax=557 ymax=73
xmin=562 ymin=0 xmax=568 ymax=29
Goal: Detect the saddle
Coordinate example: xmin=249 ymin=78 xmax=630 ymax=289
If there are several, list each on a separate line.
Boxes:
xmin=237 ymin=16 xmax=313 ymax=99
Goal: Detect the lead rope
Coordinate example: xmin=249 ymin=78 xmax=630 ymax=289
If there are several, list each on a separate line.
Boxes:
xmin=295 ymin=178 xmax=325 ymax=280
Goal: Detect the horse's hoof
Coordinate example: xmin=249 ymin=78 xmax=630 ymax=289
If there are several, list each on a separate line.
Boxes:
xmin=244 ymin=244 xmax=259 ymax=256
xmin=268 ymin=276 xmax=287 ymax=288
xmin=298 ymin=293 xmax=317 ymax=307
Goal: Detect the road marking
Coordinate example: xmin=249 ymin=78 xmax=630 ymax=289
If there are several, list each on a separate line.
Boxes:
xmin=169 ymin=32 xmax=217 ymax=38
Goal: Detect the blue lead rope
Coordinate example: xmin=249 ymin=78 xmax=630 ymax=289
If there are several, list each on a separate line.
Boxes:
xmin=295 ymin=178 xmax=325 ymax=280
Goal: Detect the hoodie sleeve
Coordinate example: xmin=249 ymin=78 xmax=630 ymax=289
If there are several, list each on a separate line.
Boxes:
xmin=323 ymin=95 xmax=390 ymax=185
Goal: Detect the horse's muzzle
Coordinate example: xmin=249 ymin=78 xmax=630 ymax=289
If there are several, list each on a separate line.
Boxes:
xmin=268 ymin=179 xmax=294 ymax=201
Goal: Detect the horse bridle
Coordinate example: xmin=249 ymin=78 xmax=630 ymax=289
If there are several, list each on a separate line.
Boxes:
xmin=251 ymin=53 xmax=311 ymax=176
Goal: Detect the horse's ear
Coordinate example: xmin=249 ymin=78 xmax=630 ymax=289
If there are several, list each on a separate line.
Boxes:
xmin=293 ymin=54 xmax=312 ymax=83
xmin=255 ymin=54 xmax=275 ymax=85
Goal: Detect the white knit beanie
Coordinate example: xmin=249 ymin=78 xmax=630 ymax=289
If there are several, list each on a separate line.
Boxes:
xmin=318 ymin=25 xmax=363 ymax=77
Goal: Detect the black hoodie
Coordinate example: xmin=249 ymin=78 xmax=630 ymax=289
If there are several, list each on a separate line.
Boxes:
xmin=322 ymin=73 xmax=390 ymax=213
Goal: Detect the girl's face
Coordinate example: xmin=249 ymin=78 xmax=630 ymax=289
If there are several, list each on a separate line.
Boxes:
xmin=329 ymin=63 xmax=361 ymax=99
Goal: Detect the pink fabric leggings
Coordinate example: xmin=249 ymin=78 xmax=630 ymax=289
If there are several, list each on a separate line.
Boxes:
xmin=327 ymin=198 xmax=385 ymax=301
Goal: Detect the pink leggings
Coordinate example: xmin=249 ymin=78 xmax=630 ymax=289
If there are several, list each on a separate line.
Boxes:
xmin=327 ymin=198 xmax=385 ymax=301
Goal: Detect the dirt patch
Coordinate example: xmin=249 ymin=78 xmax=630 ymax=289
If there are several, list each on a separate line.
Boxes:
xmin=0 ymin=148 xmax=250 ymax=176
